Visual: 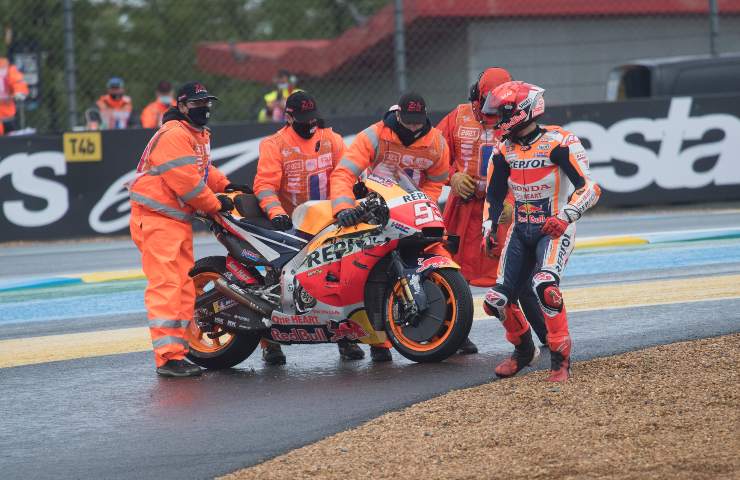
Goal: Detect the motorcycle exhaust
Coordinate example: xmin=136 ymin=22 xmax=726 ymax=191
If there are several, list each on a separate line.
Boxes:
xmin=214 ymin=278 xmax=274 ymax=317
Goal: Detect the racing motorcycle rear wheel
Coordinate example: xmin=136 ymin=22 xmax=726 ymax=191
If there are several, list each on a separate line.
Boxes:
xmin=383 ymin=268 xmax=473 ymax=363
xmin=186 ymin=256 xmax=261 ymax=369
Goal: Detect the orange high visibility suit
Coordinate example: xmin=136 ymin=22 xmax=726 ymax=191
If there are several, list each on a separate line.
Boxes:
xmin=140 ymin=99 xmax=173 ymax=129
xmin=330 ymin=119 xmax=450 ymax=214
xmin=437 ymin=103 xmax=513 ymax=286
xmin=0 ymin=58 xmax=29 ymax=133
xmin=129 ymin=110 xmax=230 ymax=367
xmin=254 ymin=125 xmax=345 ymax=219
xmin=96 ymin=93 xmax=132 ymax=129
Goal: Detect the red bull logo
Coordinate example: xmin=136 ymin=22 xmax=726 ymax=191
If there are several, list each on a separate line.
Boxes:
xmin=328 ymin=320 xmax=367 ymax=342
xmin=517 ymin=203 xmax=544 ymax=215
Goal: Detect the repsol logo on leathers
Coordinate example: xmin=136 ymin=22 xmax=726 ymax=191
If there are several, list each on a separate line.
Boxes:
xmin=510 ymin=159 xmax=548 ymax=169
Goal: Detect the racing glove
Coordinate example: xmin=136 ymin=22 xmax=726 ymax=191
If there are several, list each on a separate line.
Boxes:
xmin=224 ymin=183 xmax=252 ymax=193
xmin=271 ymin=214 xmax=293 ymax=231
xmin=481 ymin=219 xmax=501 ymax=257
xmin=541 ymin=216 xmax=569 ymax=238
xmin=450 ymin=172 xmax=476 ymax=200
xmin=217 ymin=195 xmax=235 ymax=213
xmin=13 ymin=92 xmax=27 ymax=102
xmin=336 ymin=208 xmax=361 ymax=227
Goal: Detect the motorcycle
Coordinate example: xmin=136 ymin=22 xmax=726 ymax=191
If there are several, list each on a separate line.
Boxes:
xmin=186 ymin=170 xmax=474 ymax=369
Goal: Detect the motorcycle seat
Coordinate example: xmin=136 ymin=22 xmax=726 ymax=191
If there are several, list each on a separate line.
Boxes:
xmin=234 ymin=193 xmax=276 ymax=230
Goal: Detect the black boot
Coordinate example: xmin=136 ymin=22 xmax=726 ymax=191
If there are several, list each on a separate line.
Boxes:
xmin=457 ymin=337 xmax=478 ymax=354
xmin=337 ymin=340 xmax=365 ymax=360
xmin=370 ymin=346 xmax=393 ymax=362
xmin=262 ymin=342 xmax=286 ymax=365
xmin=156 ymin=359 xmax=203 ymax=377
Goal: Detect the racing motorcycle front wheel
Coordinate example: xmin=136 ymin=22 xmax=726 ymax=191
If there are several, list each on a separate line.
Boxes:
xmin=186 ymin=256 xmax=262 ymax=369
xmin=383 ymin=268 xmax=473 ymax=363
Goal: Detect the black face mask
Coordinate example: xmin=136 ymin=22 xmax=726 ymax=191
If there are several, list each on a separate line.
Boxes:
xmin=110 ymin=93 xmax=122 ymax=100
xmin=292 ymin=121 xmax=317 ymax=139
xmin=187 ymin=106 xmax=211 ymax=126
xmin=383 ymin=111 xmax=432 ymax=147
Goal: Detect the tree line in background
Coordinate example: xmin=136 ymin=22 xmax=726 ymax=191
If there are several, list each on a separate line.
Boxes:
xmin=0 ymin=0 xmax=387 ymax=133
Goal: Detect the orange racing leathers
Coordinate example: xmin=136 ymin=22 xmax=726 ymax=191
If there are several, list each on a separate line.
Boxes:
xmin=330 ymin=118 xmax=450 ymax=215
xmin=485 ymin=125 xmax=600 ymax=356
xmin=437 ymin=103 xmax=514 ymax=286
xmin=129 ymin=109 xmax=230 ymax=367
xmin=254 ymin=125 xmax=345 ymax=219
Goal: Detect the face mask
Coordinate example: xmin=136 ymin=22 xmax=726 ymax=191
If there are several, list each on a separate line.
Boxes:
xmin=292 ymin=121 xmax=317 ymax=139
xmin=158 ymin=95 xmax=172 ymax=105
xmin=277 ymin=82 xmax=289 ymax=90
xmin=187 ymin=106 xmax=210 ymax=126
xmin=110 ymin=92 xmax=122 ymax=100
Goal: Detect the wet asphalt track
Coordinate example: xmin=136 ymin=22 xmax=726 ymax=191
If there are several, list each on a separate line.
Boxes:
xmin=1 ymin=211 xmax=740 ymax=479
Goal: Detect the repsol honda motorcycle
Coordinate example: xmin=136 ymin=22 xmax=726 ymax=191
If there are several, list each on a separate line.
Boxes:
xmin=186 ymin=170 xmax=473 ymax=369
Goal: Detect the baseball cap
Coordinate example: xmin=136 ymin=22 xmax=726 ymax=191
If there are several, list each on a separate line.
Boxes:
xmin=107 ymin=77 xmax=124 ymax=89
xmin=398 ymin=92 xmax=427 ymax=124
xmin=285 ymin=91 xmax=321 ymax=122
xmin=156 ymin=80 xmax=173 ymax=93
xmin=176 ymin=81 xmax=218 ymax=103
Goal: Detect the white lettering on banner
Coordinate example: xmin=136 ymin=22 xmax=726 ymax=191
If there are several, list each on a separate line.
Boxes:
xmin=0 ymin=152 xmax=68 ymax=227
xmin=565 ymin=97 xmax=740 ymax=193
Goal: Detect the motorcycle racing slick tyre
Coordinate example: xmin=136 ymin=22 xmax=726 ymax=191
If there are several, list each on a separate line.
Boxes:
xmin=383 ymin=268 xmax=473 ymax=363
xmin=186 ymin=256 xmax=262 ymax=370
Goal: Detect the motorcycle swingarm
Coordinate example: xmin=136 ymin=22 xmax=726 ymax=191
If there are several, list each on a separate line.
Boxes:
xmin=195 ymin=288 xmax=269 ymax=334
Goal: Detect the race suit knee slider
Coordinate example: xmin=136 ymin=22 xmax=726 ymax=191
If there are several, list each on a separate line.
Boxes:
xmin=532 ymin=270 xmax=563 ymax=316
xmin=483 ymin=287 xmax=508 ymax=321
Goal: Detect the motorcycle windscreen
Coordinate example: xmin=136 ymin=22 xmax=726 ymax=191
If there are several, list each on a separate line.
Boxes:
xmin=364 ymin=164 xmax=420 ymax=200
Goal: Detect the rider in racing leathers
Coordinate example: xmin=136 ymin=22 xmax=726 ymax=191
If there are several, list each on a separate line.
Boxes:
xmin=481 ymin=81 xmax=601 ymax=382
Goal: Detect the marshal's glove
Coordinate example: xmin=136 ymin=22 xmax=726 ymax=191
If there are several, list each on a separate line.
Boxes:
xmin=336 ymin=208 xmax=361 ymax=227
xmin=217 ymin=195 xmax=235 ymax=213
xmin=481 ymin=219 xmax=501 ymax=257
xmin=450 ymin=172 xmax=476 ymax=200
xmin=541 ymin=216 xmax=569 ymax=238
xmin=499 ymin=201 xmax=514 ymax=224
xmin=271 ymin=214 xmax=293 ymax=231
xmin=224 ymin=183 xmax=252 ymax=193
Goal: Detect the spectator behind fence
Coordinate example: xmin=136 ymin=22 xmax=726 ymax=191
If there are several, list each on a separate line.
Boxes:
xmin=140 ymin=80 xmax=175 ymax=129
xmin=96 ymin=77 xmax=132 ymax=129
xmin=0 ymin=57 xmax=29 ymax=136
xmin=257 ymin=69 xmax=301 ymax=123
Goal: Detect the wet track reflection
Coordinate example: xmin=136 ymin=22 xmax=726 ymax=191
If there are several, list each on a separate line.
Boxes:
xmin=2 ymin=298 xmax=739 ymax=480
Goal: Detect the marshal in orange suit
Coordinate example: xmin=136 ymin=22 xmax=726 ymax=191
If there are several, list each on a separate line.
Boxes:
xmin=129 ymin=81 xmax=237 ymax=377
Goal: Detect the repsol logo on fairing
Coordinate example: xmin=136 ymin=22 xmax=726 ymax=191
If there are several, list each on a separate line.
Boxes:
xmin=510 ymin=159 xmax=548 ymax=169
xmin=305 ymin=235 xmax=382 ymax=268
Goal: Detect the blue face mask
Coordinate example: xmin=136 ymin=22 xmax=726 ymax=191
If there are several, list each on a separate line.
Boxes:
xmin=158 ymin=95 xmax=172 ymax=105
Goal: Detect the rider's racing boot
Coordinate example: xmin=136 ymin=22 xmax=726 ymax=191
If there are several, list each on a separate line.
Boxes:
xmin=457 ymin=337 xmax=478 ymax=354
xmin=337 ymin=340 xmax=365 ymax=360
xmin=546 ymin=336 xmax=572 ymax=382
xmin=494 ymin=329 xmax=540 ymax=378
xmin=156 ymin=359 xmax=203 ymax=377
xmin=261 ymin=340 xmax=286 ymax=365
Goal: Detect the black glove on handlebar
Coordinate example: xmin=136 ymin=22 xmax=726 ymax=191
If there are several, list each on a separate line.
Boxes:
xmin=224 ymin=183 xmax=253 ymax=193
xmin=336 ymin=208 xmax=361 ymax=227
xmin=271 ymin=214 xmax=293 ymax=231
xmin=217 ymin=195 xmax=235 ymax=212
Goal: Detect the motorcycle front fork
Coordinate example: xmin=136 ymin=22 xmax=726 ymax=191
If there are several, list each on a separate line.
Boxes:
xmin=390 ymin=251 xmax=419 ymax=321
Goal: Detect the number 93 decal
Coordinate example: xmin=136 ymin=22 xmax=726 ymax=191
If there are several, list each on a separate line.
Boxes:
xmin=414 ymin=202 xmax=443 ymax=226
